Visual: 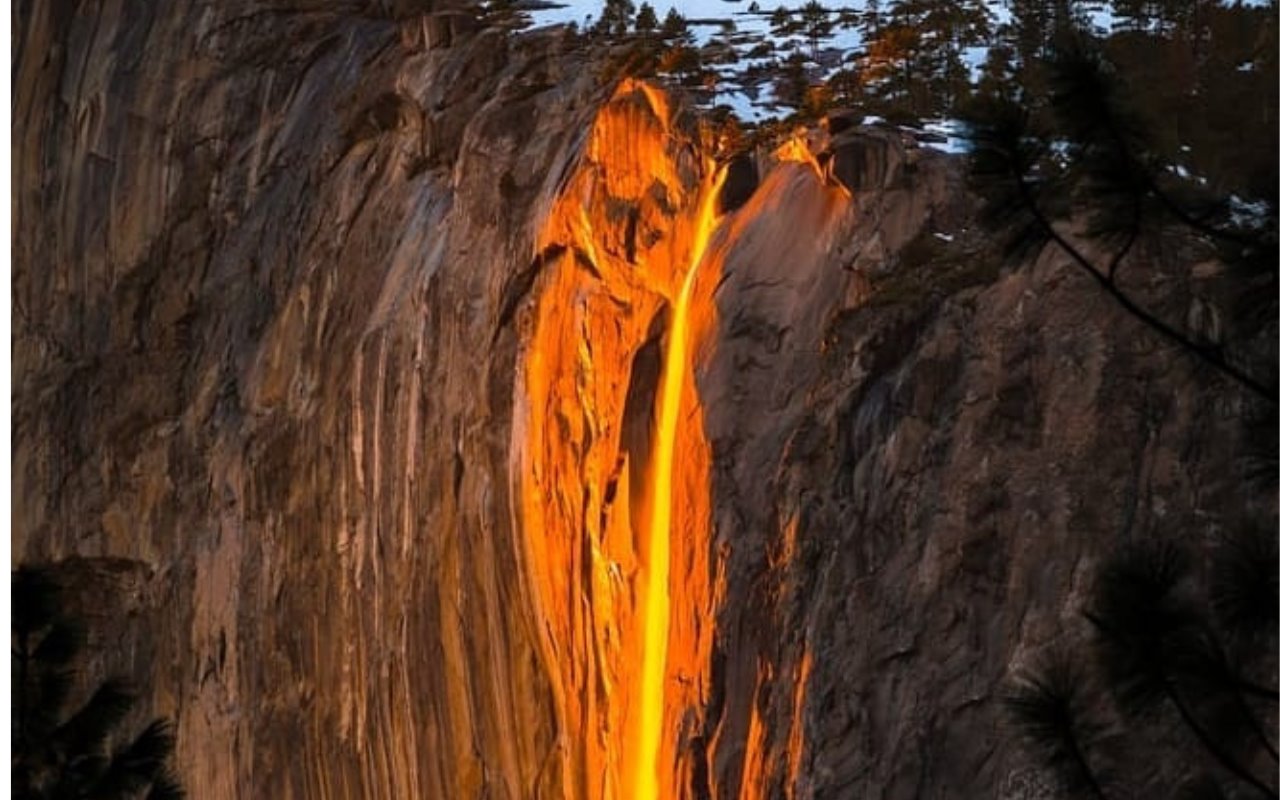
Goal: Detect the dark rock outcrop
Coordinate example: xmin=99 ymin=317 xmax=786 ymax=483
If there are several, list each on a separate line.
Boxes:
xmin=718 ymin=154 xmax=759 ymax=215
xmin=827 ymin=129 xmax=906 ymax=194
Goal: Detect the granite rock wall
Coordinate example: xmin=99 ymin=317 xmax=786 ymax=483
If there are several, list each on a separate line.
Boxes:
xmin=13 ymin=2 xmax=1272 ymax=797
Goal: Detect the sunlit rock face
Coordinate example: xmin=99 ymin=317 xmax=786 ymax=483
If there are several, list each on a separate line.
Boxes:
xmin=516 ymin=80 xmax=726 ymax=800
xmin=14 ymin=3 xmax=1269 ymax=800
xmin=516 ymin=77 xmax=864 ymax=799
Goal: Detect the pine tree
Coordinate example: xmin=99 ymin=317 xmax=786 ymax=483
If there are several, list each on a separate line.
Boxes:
xmin=799 ymin=1 xmax=834 ymax=63
xmin=862 ymin=0 xmax=927 ymax=117
xmin=661 ymin=7 xmax=691 ymax=43
xmin=1006 ymin=0 xmax=1084 ymax=96
xmin=774 ymin=50 xmax=811 ymax=111
xmin=769 ymin=5 xmax=803 ymax=39
xmin=634 ymin=2 xmax=659 ymax=35
xmin=1006 ymin=537 xmax=1279 ymax=798
xmin=593 ymin=0 xmax=636 ymax=38
xmin=975 ymin=43 xmax=1017 ymax=100
xmin=925 ymin=1 xmax=993 ymax=108
xmin=863 ymin=0 xmax=881 ymax=37
xmin=12 ymin=567 xmax=185 ymax=800
xmin=963 ymin=35 xmax=1277 ymax=402
xmin=655 ymin=9 xmax=705 ymax=91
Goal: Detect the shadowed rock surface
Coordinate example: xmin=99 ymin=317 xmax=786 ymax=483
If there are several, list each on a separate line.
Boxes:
xmin=13 ymin=2 xmax=1273 ymax=798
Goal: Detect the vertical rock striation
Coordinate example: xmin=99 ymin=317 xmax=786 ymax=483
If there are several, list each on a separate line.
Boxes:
xmin=14 ymin=3 xmax=1271 ymax=798
xmin=15 ymin=3 xmax=603 ymax=795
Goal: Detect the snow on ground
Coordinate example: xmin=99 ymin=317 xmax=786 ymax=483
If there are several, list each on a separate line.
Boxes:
xmin=523 ymin=0 xmax=1014 ymax=146
xmin=1229 ymin=195 xmax=1274 ymax=229
xmin=527 ymin=0 xmax=1022 ymax=123
xmin=523 ymin=1 xmax=1265 ymax=147
xmin=719 ymin=89 xmax=775 ymax=122
xmin=530 ymin=0 xmax=1058 ymax=33
xmin=531 ymin=0 xmax=816 ymax=34
xmin=1169 ymin=163 xmax=1209 ymax=186
xmin=918 ymin=119 xmax=973 ymax=154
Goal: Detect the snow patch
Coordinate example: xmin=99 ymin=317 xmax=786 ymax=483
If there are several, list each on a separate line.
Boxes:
xmin=1229 ymin=195 xmax=1274 ymax=229
xmin=919 ymin=119 xmax=973 ymax=155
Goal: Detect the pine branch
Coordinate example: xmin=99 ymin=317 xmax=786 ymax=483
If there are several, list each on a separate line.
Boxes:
xmin=1164 ymin=676 xmax=1279 ymax=799
xmin=17 ymin=627 xmax=31 ymax=747
xmin=55 ymin=679 xmax=137 ymax=758
xmin=1146 ymin=179 xmax=1273 ymax=249
xmin=1048 ymin=36 xmax=1275 ymax=252
xmin=1210 ymin=525 xmax=1279 ymax=636
xmin=94 ymin=718 xmax=178 ymax=796
xmin=1010 ymin=157 xmax=1278 ymax=404
xmin=10 ymin=567 xmax=186 ymax=798
xmin=147 ymin=770 xmax=187 ymax=800
xmin=1085 ymin=542 xmax=1279 ymax=795
xmin=1236 ymin=680 xmax=1280 ymax=702
xmin=971 ymin=39 xmax=1280 ymax=403
xmin=1176 ymin=631 xmax=1280 ymax=764
xmin=1005 ymin=653 xmax=1114 ymax=799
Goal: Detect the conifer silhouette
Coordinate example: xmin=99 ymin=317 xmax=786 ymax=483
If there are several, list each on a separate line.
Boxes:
xmin=963 ymin=34 xmax=1278 ymax=404
xmin=1005 ymin=650 xmax=1119 ymax=799
xmin=1006 ymin=539 xmax=1278 ymax=799
xmin=12 ymin=567 xmax=185 ymax=800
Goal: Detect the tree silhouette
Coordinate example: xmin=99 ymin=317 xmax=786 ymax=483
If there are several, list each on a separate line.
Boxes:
xmin=922 ymin=2 xmax=991 ymax=108
xmin=774 ymin=50 xmax=812 ymax=112
xmin=1006 ymin=650 xmax=1119 ymax=799
xmin=1210 ymin=525 xmax=1280 ymax=641
xmin=12 ymin=567 xmax=185 ymax=800
xmin=799 ymin=1 xmax=834 ymax=63
xmin=1006 ymin=538 xmax=1279 ymax=799
xmin=963 ymin=35 xmax=1278 ymax=404
xmin=593 ymin=0 xmax=636 ymax=38
xmin=660 ymin=7 xmax=691 ymax=43
xmin=862 ymin=0 xmax=881 ymax=37
xmin=634 ymin=2 xmax=658 ymax=36
xmin=768 ymin=5 xmax=803 ymax=40
xmin=858 ymin=0 xmax=985 ymax=118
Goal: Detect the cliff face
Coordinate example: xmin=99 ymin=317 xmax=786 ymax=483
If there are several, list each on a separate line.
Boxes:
xmin=15 ymin=4 xmax=593 ymax=795
xmin=13 ymin=3 xmax=1268 ymax=799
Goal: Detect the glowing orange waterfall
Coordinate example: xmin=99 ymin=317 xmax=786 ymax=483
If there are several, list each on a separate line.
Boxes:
xmin=516 ymin=80 xmax=727 ymax=800
xmin=632 ymin=167 xmax=726 ymax=800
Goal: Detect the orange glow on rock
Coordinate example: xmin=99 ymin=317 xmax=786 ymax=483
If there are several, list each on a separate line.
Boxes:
xmin=516 ymin=80 xmax=850 ymax=800
xmin=516 ymin=79 xmax=726 ymax=800
xmin=774 ymin=134 xmax=825 ymax=177
xmin=774 ymin=132 xmax=852 ymax=200
xmin=632 ymin=165 xmax=726 ymax=800
xmin=786 ymin=649 xmax=813 ymax=798
xmin=737 ymin=660 xmax=773 ymax=800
